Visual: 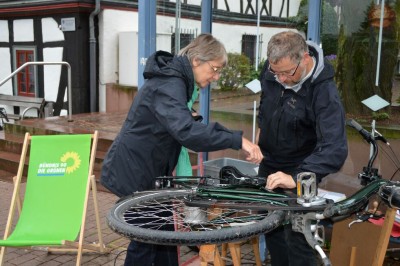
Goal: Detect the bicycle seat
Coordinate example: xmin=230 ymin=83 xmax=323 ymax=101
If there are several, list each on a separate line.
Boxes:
xmin=219 ymin=166 xmax=266 ymax=186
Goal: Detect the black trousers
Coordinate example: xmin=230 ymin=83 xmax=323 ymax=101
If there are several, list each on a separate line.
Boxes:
xmin=122 ymin=201 xmax=179 ymax=266
xmin=124 ymin=240 xmax=179 ymax=266
xmin=265 ymin=224 xmax=317 ymax=266
xmin=259 ymin=162 xmax=318 ymax=266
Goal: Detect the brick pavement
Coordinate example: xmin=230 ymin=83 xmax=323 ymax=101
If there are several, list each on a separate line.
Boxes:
xmin=0 ymin=180 xmax=264 ymax=266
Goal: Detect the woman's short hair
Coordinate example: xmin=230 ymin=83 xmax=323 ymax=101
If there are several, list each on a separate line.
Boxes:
xmin=178 ymin=33 xmax=228 ymax=66
xmin=267 ymin=31 xmax=308 ymax=64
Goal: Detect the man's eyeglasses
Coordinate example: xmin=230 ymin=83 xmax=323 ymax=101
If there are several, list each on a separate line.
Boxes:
xmin=206 ymin=61 xmax=223 ymax=74
xmin=268 ymin=60 xmax=301 ymax=77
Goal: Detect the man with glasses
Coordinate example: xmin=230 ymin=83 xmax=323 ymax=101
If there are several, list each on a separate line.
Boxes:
xmin=257 ymin=31 xmax=348 ymax=265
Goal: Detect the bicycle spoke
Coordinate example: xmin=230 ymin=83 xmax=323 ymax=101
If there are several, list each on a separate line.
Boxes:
xmin=122 ymin=196 xmax=270 ymax=231
xmin=108 ymin=189 xmax=285 ymax=245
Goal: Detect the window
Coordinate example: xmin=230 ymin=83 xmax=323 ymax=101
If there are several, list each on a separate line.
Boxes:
xmin=242 ymin=34 xmax=257 ymax=66
xmin=171 ymin=32 xmax=195 ymax=55
xmin=14 ymin=48 xmax=36 ymax=97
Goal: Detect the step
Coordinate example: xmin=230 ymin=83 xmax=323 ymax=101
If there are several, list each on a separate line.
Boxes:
xmin=4 ymin=122 xmax=113 ymax=153
xmin=0 ymin=135 xmax=24 ymax=154
xmin=3 ymin=121 xmax=60 ymax=136
xmin=0 ymin=150 xmax=28 ymax=177
xmin=0 ymin=169 xmax=18 ymax=183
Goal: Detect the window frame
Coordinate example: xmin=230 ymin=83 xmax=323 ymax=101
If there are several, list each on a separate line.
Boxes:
xmin=12 ymin=46 xmax=37 ymax=97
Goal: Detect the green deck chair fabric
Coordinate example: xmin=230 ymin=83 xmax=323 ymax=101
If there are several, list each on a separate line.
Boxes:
xmin=0 ymin=134 xmax=92 ymax=246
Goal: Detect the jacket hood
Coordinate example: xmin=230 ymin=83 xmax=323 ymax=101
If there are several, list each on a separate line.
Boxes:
xmin=306 ymin=40 xmax=328 ymax=83
xmin=143 ymin=50 xmax=195 ymax=101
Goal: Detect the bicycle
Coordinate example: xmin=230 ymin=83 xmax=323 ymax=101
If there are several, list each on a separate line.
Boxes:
xmin=107 ymin=119 xmax=400 ymax=266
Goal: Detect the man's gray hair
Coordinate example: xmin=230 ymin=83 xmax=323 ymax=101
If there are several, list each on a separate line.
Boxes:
xmin=178 ymin=33 xmax=228 ymax=66
xmin=267 ymin=31 xmax=308 ymax=64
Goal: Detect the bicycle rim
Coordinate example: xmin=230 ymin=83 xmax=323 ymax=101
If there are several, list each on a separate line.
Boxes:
xmin=107 ymin=189 xmax=286 ymax=245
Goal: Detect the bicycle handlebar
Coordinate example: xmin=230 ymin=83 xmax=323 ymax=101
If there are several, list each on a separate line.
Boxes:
xmin=346 ymin=119 xmax=381 ymax=184
xmin=346 ymin=119 xmax=375 ymax=143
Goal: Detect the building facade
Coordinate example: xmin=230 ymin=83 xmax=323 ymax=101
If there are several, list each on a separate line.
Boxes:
xmin=0 ymin=0 xmax=299 ymax=115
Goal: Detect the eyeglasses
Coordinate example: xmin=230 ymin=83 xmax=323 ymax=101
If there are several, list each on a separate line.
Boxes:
xmin=268 ymin=60 xmax=301 ymax=77
xmin=206 ymin=61 xmax=223 ymax=74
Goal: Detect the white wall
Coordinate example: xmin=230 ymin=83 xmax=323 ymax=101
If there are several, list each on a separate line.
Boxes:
xmin=14 ymin=19 xmax=34 ymax=42
xmin=97 ymin=2 xmax=301 ymax=111
xmin=41 ymin=17 xmax=65 ymax=112
xmin=43 ymin=47 xmax=63 ymax=102
xmin=119 ymin=31 xmax=138 ymax=86
xmin=0 ymin=20 xmax=9 ymax=42
xmin=0 ymin=47 xmax=13 ymax=114
xmin=98 ymin=9 xmax=139 ymax=112
xmin=42 ymin=18 xmax=65 ymax=43
xmin=0 ymin=20 xmax=12 ymax=98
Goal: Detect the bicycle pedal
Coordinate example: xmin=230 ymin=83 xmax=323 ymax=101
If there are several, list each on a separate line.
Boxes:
xmin=297 ymin=172 xmax=326 ymax=207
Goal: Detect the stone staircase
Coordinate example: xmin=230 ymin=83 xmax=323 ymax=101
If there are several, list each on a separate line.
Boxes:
xmin=0 ymin=117 xmax=114 ymax=192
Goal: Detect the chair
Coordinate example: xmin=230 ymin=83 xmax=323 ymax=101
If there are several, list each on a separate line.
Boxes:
xmin=0 ymin=131 xmax=108 ymax=265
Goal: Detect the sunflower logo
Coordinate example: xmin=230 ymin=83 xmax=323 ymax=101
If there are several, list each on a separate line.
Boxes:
xmin=60 ymin=151 xmax=81 ymax=174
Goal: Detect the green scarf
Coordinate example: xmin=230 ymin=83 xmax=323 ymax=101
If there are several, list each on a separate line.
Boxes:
xmin=175 ymin=86 xmax=199 ymax=176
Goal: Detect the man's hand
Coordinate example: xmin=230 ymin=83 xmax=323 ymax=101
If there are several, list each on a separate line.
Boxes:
xmin=241 ymin=137 xmax=263 ymax=164
xmin=266 ymin=171 xmax=296 ymax=190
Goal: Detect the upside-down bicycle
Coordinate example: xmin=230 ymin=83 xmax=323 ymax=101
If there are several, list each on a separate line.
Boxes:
xmin=107 ymin=119 xmax=400 ymax=266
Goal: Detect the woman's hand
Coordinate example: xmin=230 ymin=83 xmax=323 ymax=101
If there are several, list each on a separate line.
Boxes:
xmin=241 ymin=137 xmax=263 ymax=164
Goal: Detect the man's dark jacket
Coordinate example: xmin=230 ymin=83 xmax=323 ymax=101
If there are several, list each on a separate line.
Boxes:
xmin=101 ymin=51 xmax=243 ymax=197
xmin=258 ymin=43 xmax=348 ymax=181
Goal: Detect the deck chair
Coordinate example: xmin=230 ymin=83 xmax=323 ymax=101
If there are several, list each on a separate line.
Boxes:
xmin=0 ymin=131 xmax=108 ymax=265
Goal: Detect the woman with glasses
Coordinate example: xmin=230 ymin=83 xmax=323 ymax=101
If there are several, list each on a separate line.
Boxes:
xmin=101 ymin=33 xmax=263 ymax=266
xmin=257 ymin=31 xmax=348 ymax=266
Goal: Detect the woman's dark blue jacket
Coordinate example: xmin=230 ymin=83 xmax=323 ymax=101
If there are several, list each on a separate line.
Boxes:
xmin=101 ymin=51 xmax=243 ymax=197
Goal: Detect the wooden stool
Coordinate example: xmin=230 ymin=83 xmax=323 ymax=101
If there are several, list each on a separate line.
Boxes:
xmin=199 ymin=236 xmax=262 ymax=266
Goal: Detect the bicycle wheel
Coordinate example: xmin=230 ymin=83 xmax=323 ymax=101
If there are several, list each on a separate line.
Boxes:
xmin=107 ymin=189 xmax=286 ymax=246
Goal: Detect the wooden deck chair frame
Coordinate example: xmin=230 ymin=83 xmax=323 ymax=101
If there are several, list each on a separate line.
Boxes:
xmin=0 ymin=131 xmax=109 ymax=265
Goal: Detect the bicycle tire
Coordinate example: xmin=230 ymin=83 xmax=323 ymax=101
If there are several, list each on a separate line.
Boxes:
xmin=107 ymin=189 xmax=286 ymax=245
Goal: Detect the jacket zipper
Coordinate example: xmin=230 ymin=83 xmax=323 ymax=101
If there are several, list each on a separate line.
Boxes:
xmin=275 ymin=90 xmax=284 ymax=145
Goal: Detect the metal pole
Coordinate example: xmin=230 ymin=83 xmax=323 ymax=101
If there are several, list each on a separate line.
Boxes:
xmin=89 ymin=0 xmax=100 ymax=113
xmin=199 ymin=0 xmax=212 ymax=165
xmin=255 ymin=0 xmax=261 ymax=71
xmin=375 ymin=0 xmax=385 ymax=86
xmin=307 ymin=0 xmax=322 ymax=44
xmin=175 ymin=0 xmax=181 ymax=54
xmin=138 ymin=0 xmax=156 ymax=88
xmin=252 ymin=100 xmax=256 ymax=143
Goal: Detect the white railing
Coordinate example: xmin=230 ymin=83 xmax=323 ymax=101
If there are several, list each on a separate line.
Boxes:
xmin=0 ymin=61 xmax=73 ymax=122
